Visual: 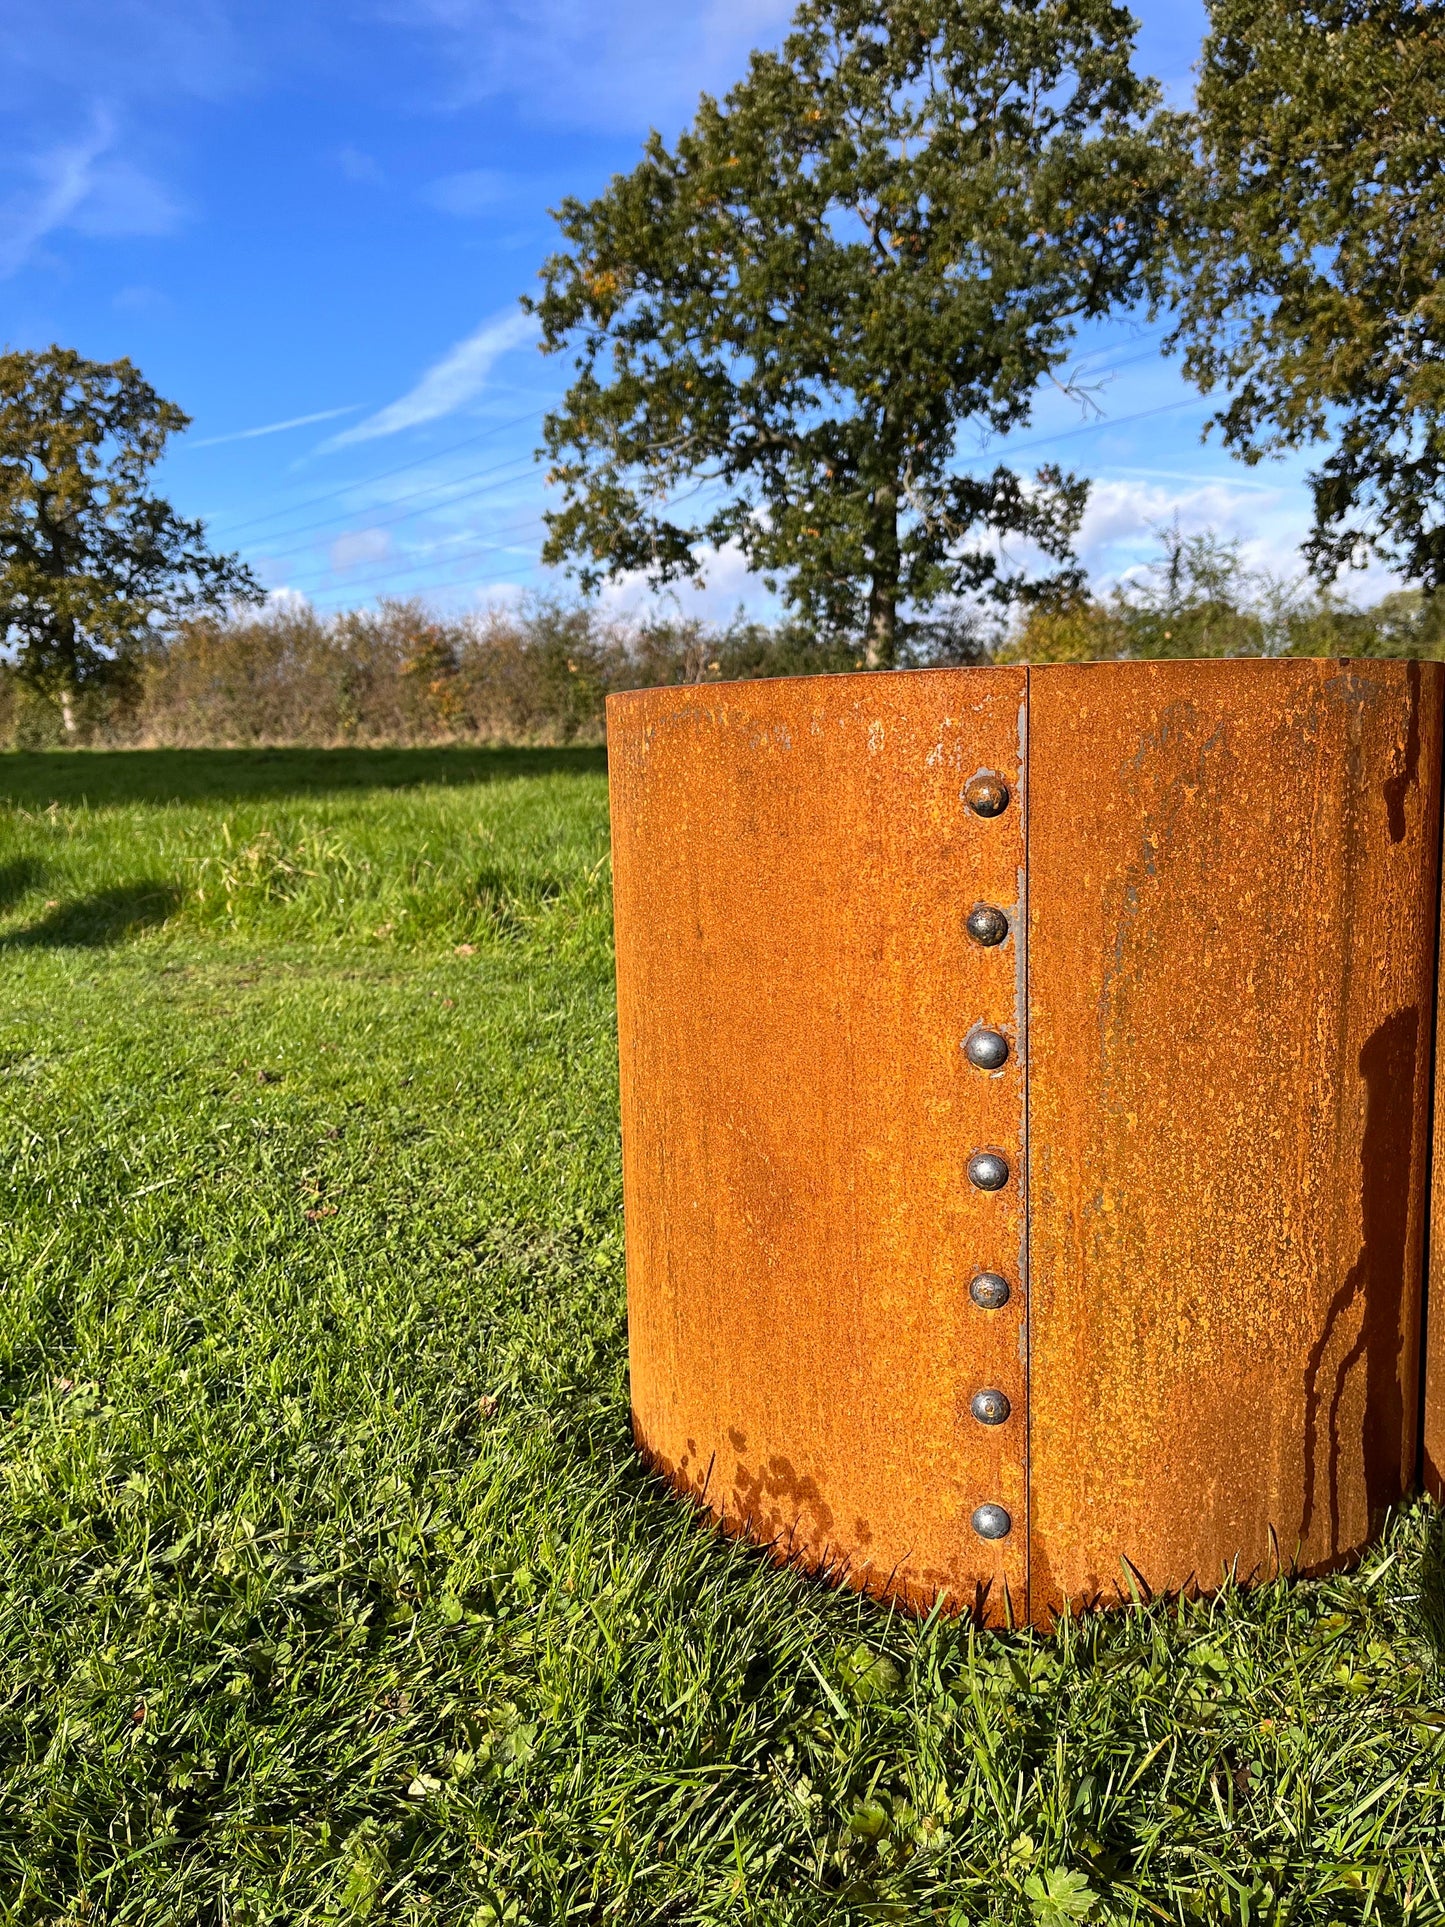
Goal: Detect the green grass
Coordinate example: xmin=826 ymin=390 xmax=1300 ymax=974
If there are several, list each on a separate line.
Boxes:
xmin=0 ymin=745 xmax=1442 ymax=1927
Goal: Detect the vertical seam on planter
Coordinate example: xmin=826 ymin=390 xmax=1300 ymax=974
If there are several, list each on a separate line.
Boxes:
xmin=1417 ymin=671 xmax=1445 ymax=1497
xmin=1021 ymin=665 xmax=1032 ymax=1626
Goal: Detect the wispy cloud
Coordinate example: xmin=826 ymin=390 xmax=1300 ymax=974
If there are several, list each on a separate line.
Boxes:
xmin=4 ymin=1 xmax=254 ymax=108
xmin=0 ymin=111 xmax=183 ymax=277
xmin=336 ymin=145 xmax=385 ymax=185
xmin=69 ymin=153 xmax=182 ymax=237
xmin=0 ymin=2 xmax=259 ymax=281
xmin=330 ymin=528 xmax=393 ymax=571
xmin=388 ymin=0 xmax=795 ymax=132
xmin=325 ymin=309 xmax=537 ymax=448
xmin=0 ymin=119 xmax=109 ymax=278
xmin=421 ymin=168 xmax=509 ymax=217
xmin=193 ymin=405 xmax=363 ymax=449
xmin=1090 ymin=464 xmax=1280 ymax=496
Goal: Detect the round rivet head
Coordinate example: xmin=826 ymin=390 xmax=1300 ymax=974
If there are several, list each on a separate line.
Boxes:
xmin=965 ymin=772 xmax=1010 ymax=818
xmin=970 ymin=1271 xmax=1011 ymax=1310
xmin=964 ymin=1027 xmax=1009 ymax=1071
xmin=966 ymin=903 xmax=1009 ymax=947
xmin=970 ymin=1388 xmax=1011 ymax=1426
xmin=967 ymin=1150 xmax=1010 ymax=1192
xmin=972 ymin=1503 xmax=1012 ymax=1540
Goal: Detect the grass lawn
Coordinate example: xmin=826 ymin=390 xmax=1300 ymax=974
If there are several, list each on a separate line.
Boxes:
xmin=0 ymin=745 xmax=1441 ymax=1926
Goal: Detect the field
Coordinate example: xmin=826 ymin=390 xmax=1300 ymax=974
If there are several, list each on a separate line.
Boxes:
xmin=0 ymin=746 xmax=1441 ymax=1926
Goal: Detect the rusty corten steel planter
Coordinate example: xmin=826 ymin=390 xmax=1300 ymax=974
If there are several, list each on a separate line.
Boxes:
xmin=607 ymin=659 xmax=1445 ymax=1625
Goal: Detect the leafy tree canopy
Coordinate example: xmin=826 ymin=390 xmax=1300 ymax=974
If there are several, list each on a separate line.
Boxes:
xmin=0 ymin=346 xmax=260 ymax=731
xmin=1170 ymin=0 xmax=1445 ymax=588
xmin=531 ymin=0 xmax=1177 ymax=666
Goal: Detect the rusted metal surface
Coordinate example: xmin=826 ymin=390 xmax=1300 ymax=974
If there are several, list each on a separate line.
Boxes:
xmin=608 ymin=670 xmax=1029 ymax=1618
xmin=1027 ymin=660 xmax=1443 ymax=1614
xmin=610 ymin=659 xmax=1445 ymax=1622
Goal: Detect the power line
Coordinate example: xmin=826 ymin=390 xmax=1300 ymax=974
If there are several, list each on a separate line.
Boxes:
xmin=204 ymin=334 xmax=1175 ymax=554
xmin=305 ymin=553 xmax=551 ymax=609
xmin=310 ymin=406 xmax=1211 ymax=598
xmin=245 ymin=457 xmax=541 ymax=564
xmin=249 ymin=374 xmax=1203 ymax=602
xmin=278 ymin=512 xmax=546 ymax=590
xmin=1066 ymin=325 xmax=1171 ymax=380
xmin=975 ymin=394 xmax=1206 ymax=462
xmin=203 ymin=403 xmax=548 ymax=542
xmin=274 ymin=518 xmax=551 ymax=601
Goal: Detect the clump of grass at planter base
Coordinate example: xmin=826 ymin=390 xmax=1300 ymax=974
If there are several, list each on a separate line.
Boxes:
xmin=0 ymin=744 xmax=1441 ymax=1927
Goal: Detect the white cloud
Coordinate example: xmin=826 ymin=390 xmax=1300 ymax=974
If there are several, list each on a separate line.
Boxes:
xmin=69 ymin=153 xmax=181 ymax=236
xmin=193 ymin=405 xmax=363 ymax=449
xmin=422 ymin=168 xmax=509 ymax=216
xmin=324 ymin=308 xmax=538 ymax=448
xmin=596 ymin=539 xmax=778 ymax=624
xmin=0 ymin=113 xmax=183 ymax=277
xmin=330 ymin=528 xmax=394 ymax=571
xmin=1077 ymin=477 xmax=1302 ymax=584
xmin=1071 ymin=474 xmax=1399 ymax=604
xmin=0 ymin=3 xmax=261 ymax=283
xmin=261 ymin=586 xmax=311 ymax=615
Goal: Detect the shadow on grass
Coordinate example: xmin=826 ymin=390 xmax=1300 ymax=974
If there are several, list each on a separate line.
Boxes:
xmin=1420 ymin=1505 xmax=1445 ymax=1662
xmin=2 ymin=882 xmax=182 ymax=947
xmin=0 ymin=858 xmax=46 ymax=911
xmin=0 ymin=745 xmax=608 ymax=809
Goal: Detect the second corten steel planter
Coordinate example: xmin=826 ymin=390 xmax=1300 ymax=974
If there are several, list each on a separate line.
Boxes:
xmin=607 ymin=658 xmax=1445 ymax=1626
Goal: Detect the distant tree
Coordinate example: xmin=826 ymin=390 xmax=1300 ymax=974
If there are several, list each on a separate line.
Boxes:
xmin=1170 ymin=0 xmax=1445 ymax=589
xmin=1105 ymin=523 xmax=1269 ymax=659
xmin=0 ymin=346 xmax=261 ymax=735
xmin=1000 ymin=520 xmax=1445 ymax=664
xmin=530 ymin=0 xmax=1178 ymax=667
xmin=1000 ymin=523 xmax=1269 ymax=662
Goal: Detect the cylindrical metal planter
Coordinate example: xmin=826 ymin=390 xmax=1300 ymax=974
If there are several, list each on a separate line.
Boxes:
xmin=607 ymin=660 xmax=1445 ymax=1625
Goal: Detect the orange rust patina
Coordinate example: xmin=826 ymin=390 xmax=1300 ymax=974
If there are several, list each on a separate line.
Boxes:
xmin=608 ymin=659 xmax=1445 ymax=1625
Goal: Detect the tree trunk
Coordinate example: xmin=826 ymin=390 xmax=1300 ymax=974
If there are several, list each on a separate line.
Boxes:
xmin=864 ymin=482 xmax=900 ymax=671
xmin=58 ymin=689 xmax=77 ymax=739
xmin=865 ymin=585 xmax=897 ymax=670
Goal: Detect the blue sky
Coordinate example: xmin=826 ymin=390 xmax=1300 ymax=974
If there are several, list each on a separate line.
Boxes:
xmin=1 ymin=1 xmax=1368 ymax=626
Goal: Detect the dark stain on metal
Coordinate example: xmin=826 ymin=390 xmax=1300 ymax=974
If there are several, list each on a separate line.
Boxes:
xmin=1384 ymin=659 xmax=1424 ymax=845
xmin=1302 ymin=1004 xmax=1421 ymax=1551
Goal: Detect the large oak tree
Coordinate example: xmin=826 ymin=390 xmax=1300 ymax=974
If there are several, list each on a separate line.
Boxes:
xmin=0 ymin=347 xmax=260 ymax=733
xmin=530 ymin=0 xmax=1176 ymax=666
